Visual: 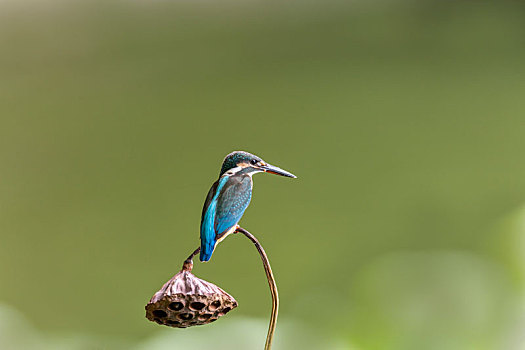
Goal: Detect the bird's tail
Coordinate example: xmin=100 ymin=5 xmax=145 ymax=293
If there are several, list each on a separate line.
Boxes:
xmin=199 ymin=242 xmax=214 ymax=262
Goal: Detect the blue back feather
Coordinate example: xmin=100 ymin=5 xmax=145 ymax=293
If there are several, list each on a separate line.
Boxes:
xmin=200 ymin=176 xmax=229 ymax=262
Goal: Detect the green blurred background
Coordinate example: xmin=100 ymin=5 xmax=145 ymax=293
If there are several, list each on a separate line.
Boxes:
xmin=1 ymin=0 xmax=525 ymax=349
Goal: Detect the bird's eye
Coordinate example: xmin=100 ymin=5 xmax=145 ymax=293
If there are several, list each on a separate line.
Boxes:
xmin=251 ymin=159 xmax=258 ymax=165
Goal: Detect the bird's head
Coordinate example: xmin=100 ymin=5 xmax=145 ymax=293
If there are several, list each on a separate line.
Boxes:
xmin=220 ymin=151 xmax=297 ymax=178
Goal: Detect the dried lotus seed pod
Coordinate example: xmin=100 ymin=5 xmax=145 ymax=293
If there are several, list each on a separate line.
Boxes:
xmin=145 ymin=260 xmax=237 ymax=328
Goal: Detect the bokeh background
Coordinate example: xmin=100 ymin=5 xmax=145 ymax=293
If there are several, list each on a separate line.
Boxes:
xmin=2 ymin=0 xmax=525 ymax=349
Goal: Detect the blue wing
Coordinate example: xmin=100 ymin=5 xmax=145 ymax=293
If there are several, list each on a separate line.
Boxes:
xmin=199 ymin=175 xmax=252 ymax=262
xmin=215 ymin=175 xmax=252 ymax=237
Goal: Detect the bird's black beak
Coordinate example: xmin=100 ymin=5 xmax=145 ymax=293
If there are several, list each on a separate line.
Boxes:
xmin=261 ymin=163 xmax=297 ymax=178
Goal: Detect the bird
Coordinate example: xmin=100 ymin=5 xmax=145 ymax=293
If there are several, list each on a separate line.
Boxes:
xmin=199 ymin=151 xmax=296 ymax=262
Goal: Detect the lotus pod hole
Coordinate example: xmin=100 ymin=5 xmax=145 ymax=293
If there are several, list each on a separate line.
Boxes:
xmin=189 ymin=302 xmax=206 ymax=311
xmin=145 ymin=269 xmax=237 ymax=328
xmin=152 ymin=310 xmax=167 ymax=318
xmin=168 ymin=302 xmax=183 ymax=311
xmin=209 ymin=300 xmax=221 ymax=311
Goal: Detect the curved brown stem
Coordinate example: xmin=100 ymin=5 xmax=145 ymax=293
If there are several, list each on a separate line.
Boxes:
xmin=235 ymin=226 xmax=279 ymax=350
xmin=182 ymin=247 xmax=200 ymax=272
xmin=182 ymin=227 xmax=279 ymax=350
xmin=182 ymin=247 xmax=201 ymax=272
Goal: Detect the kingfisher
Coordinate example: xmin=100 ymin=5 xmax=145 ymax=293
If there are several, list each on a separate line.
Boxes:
xmin=199 ymin=151 xmax=296 ymax=262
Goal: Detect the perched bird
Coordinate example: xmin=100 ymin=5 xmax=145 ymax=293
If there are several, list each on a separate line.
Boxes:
xmin=199 ymin=151 xmax=296 ymax=262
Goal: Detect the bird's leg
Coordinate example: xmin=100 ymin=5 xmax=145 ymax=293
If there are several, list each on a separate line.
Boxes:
xmin=235 ymin=226 xmax=279 ymax=350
